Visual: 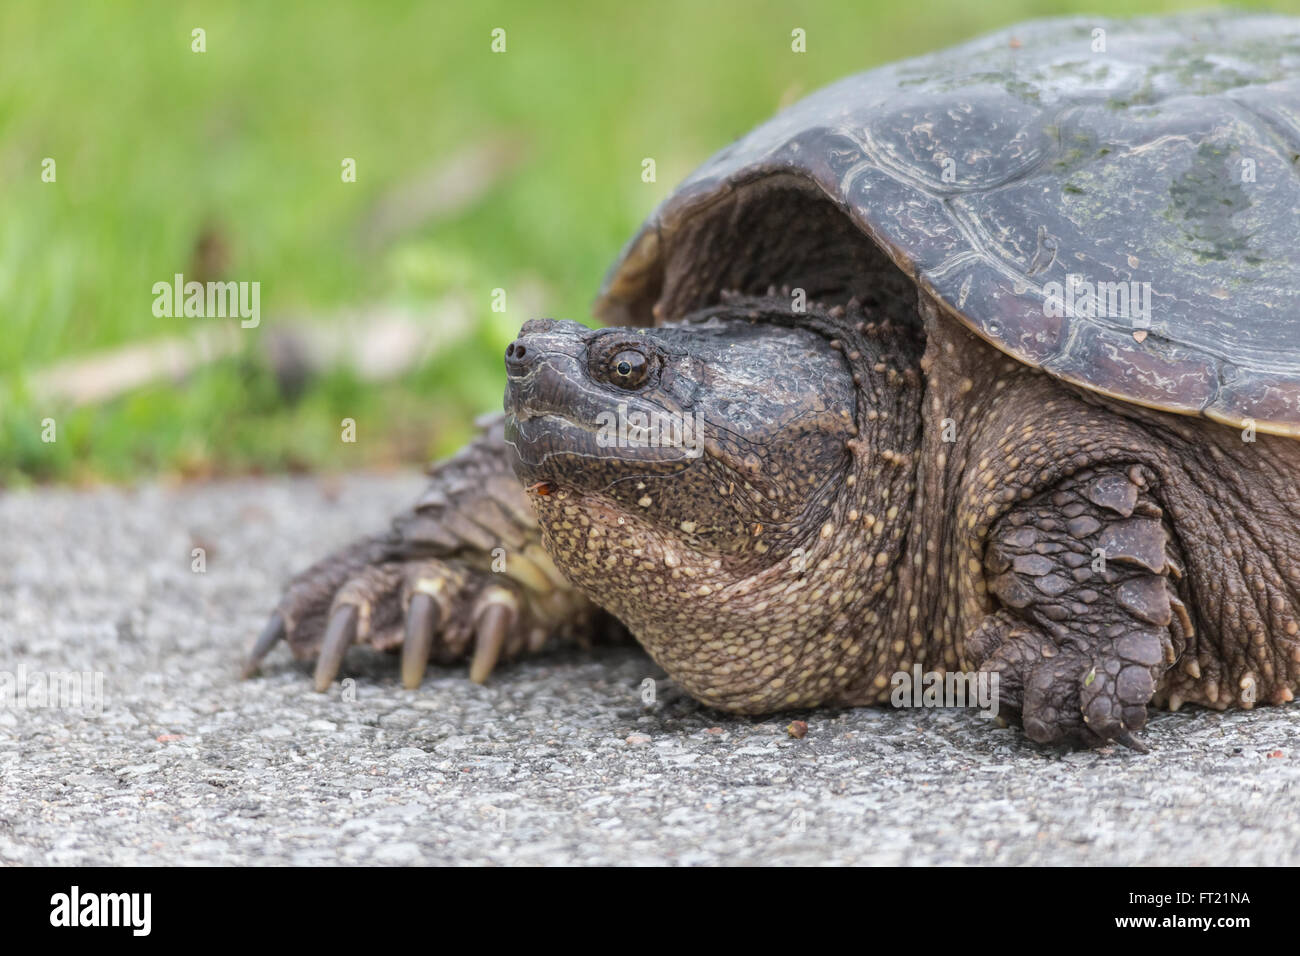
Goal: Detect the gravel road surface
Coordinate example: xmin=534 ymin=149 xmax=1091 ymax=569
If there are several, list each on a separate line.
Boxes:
xmin=2 ymin=472 xmax=1297 ymax=865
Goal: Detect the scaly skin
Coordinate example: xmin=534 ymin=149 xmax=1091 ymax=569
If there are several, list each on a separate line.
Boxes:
xmin=244 ymin=416 xmax=614 ymax=691
xmin=249 ymin=294 xmax=1300 ymax=750
xmin=909 ymin=299 xmax=1300 ymax=744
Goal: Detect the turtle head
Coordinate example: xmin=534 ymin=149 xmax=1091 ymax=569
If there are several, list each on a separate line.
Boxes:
xmin=503 ymin=309 xmax=856 ymax=562
xmin=502 ymin=299 xmax=920 ymax=711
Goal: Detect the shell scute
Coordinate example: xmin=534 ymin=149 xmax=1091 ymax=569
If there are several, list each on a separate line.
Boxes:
xmin=597 ymin=12 xmax=1300 ymax=436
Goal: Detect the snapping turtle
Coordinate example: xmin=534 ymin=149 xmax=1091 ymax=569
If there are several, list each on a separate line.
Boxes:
xmin=247 ymin=12 xmax=1300 ymax=750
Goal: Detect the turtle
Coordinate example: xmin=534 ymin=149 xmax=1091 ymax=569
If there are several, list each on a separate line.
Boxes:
xmin=245 ymin=11 xmax=1300 ymax=750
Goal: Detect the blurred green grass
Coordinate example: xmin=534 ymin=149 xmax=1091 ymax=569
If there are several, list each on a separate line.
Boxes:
xmin=0 ymin=0 xmax=1290 ymax=484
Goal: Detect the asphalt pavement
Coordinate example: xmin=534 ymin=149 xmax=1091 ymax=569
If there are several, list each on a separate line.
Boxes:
xmin=2 ymin=472 xmax=1297 ymax=865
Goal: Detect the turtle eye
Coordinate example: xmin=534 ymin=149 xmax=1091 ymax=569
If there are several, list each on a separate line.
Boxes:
xmin=609 ymin=349 xmax=648 ymax=388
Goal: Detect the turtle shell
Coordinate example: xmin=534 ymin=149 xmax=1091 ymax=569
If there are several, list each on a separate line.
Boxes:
xmin=595 ymin=12 xmax=1300 ymax=437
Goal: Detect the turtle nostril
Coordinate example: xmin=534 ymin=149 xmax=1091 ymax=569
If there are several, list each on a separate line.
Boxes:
xmin=505 ymin=338 xmax=532 ymax=377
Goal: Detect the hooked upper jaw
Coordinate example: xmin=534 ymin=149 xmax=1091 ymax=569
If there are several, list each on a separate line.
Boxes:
xmin=503 ymin=319 xmax=609 ymax=478
xmin=503 ymin=319 xmax=700 ymax=486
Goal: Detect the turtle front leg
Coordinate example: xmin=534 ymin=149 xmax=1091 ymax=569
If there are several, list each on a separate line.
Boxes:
xmin=964 ymin=465 xmax=1192 ymax=750
xmin=244 ymin=415 xmax=615 ymax=689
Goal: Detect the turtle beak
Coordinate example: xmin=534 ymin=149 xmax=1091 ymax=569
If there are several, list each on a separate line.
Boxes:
xmin=502 ymin=318 xmax=591 ymax=426
xmin=502 ymin=319 xmax=608 ymax=474
xmin=502 ymin=319 xmax=698 ymax=488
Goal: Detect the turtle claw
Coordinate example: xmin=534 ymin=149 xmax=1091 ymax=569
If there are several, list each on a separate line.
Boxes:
xmin=253 ymin=527 xmax=596 ymax=692
xmin=1111 ymin=729 xmax=1150 ymax=754
xmin=974 ymin=611 xmax=1162 ymax=751
xmin=313 ymin=604 xmax=359 ymax=692
xmin=255 ymin=553 xmax=578 ymax=692
xmin=241 ymin=613 xmax=285 ymax=679
xmin=400 ymin=592 xmax=440 ymax=689
xmin=469 ymin=594 xmax=516 ymax=684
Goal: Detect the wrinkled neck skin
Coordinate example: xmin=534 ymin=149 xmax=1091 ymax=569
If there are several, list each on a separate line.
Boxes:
xmin=513 ymin=302 xmax=937 ymax=714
